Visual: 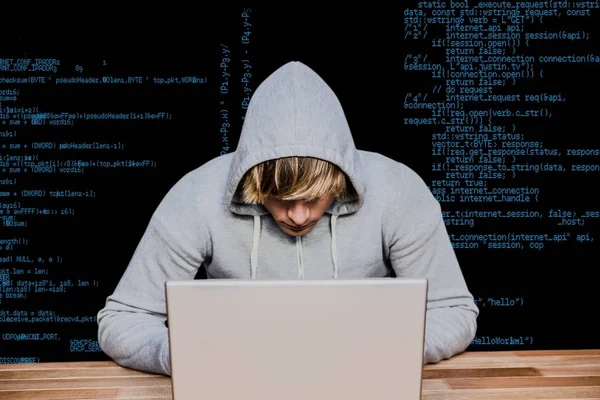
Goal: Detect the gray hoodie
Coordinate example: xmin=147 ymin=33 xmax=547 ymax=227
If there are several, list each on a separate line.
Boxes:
xmin=97 ymin=61 xmax=479 ymax=376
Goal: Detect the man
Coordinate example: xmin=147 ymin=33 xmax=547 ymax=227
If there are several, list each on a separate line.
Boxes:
xmin=97 ymin=61 xmax=479 ymax=376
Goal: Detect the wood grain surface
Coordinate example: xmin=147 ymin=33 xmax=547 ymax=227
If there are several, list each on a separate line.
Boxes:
xmin=1 ymin=350 xmax=599 ymax=399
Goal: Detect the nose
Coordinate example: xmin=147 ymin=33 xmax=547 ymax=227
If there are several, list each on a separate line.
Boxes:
xmin=287 ymin=201 xmax=310 ymax=226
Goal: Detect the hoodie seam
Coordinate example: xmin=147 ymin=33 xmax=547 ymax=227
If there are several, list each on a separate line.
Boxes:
xmin=292 ymin=64 xmax=298 ymax=142
xmin=383 ymin=167 xmax=442 ymax=274
xmin=386 ymin=209 xmax=442 ymax=276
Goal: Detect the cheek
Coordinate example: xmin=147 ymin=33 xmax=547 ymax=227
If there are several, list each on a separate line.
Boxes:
xmin=316 ymin=199 xmax=334 ymax=216
xmin=265 ymin=203 xmax=284 ymax=218
xmin=273 ymin=210 xmax=286 ymax=219
xmin=315 ymin=210 xmax=327 ymax=220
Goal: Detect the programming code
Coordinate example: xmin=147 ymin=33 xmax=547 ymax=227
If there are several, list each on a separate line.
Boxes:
xmin=1 ymin=6 xmax=396 ymax=364
xmin=1 ymin=5 xmax=596 ymax=364
xmin=0 ymin=9 xmax=255 ymax=363
xmin=404 ymin=0 xmax=600 ymax=350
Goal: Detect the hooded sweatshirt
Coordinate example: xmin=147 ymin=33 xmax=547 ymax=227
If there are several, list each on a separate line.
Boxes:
xmin=97 ymin=61 xmax=479 ymax=376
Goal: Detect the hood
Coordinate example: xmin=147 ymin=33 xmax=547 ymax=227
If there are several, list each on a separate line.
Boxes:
xmin=223 ymin=61 xmax=367 ymax=280
xmin=225 ymin=61 xmax=366 ymax=216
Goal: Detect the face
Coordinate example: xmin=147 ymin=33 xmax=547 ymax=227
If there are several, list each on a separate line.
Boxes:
xmin=263 ymin=194 xmax=335 ymax=236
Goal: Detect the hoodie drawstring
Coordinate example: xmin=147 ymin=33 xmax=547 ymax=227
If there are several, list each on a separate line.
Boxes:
xmin=250 ymin=215 xmax=260 ymax=279
xmin=330 ymin=215 xmax=338 ymax=278
xmin=249 ymin=214 xmax=339 ymax=279
xmin=296 ymin=236 xmax=304 ymax=279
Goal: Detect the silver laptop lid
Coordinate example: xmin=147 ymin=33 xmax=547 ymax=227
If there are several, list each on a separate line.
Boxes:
xmin=166 ymin=278 xmax=427 ymax=400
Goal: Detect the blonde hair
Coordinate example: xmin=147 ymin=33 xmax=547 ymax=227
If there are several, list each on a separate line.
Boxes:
xmin=239 ymin=157 xmax=355 ymax=204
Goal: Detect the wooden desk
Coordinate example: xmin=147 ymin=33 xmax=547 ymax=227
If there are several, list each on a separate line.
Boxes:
xmin=1 ymin=350 xmax=599 ymax=399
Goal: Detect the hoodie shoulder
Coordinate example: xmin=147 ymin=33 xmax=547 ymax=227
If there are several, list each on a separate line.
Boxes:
xmin=152 ymin=154 xmax=234 ymax=223
xmin=180 ymin=153 xmax=233 ymax=194
xmin=358 ymin=150 xmax=440 ymax=215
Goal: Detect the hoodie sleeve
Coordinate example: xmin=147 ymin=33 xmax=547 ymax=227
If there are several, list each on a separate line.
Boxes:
xmin=97 ymin=174 xmax=209 ymax=376
xmin=385 ymin=166 xmax=479 ymax=364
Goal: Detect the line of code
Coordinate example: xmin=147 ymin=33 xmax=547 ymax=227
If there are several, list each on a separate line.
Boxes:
xmin=0 ymin=9 xmax=254 ymax=363
xmin=405 ymin=0 xmax=600 ymax=350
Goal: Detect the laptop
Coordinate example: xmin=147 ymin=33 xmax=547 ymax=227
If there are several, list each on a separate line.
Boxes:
xmin=165 ymin=278 xmax=428 ymax=400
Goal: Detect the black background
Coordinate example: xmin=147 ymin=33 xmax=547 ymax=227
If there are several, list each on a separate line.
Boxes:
xmin=0 ymin=4 xmax=597 ymax=363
